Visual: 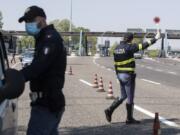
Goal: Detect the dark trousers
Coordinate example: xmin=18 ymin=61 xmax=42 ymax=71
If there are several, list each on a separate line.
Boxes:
xmin=27 ymin=106 xmax=65 ymax=135
xmin=117 ymin=73 xmax=136 ymax=104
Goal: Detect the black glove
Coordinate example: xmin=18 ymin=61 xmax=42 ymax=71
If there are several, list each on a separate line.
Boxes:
xmin=0 ymin=69 xmax=25 ymax=103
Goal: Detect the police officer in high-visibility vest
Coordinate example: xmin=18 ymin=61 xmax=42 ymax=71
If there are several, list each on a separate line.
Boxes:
xmin=105 ymin=31 xmax=161 ymax=124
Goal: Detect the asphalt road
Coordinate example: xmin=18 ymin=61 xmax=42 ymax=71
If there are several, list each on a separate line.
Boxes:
xmin=96 ymin=57 xmax=180 ymax=88
xmin=15 ymin=56 xmax=180 ymax=135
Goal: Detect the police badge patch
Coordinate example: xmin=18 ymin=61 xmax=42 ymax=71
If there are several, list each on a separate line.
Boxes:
xmin=44 ymin=47 xmax=50 ymax=55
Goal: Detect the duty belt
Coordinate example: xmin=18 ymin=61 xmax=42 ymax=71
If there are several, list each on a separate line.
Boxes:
xmin=29 ymin=92 xmax=44 ymax=102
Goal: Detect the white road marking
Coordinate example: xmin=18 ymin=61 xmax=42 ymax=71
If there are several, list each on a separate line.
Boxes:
xmin=79 ymin=79 xmax=93 ymax=87
xmin=101 ymin=66 xmax=105 ymax=69
xmin=141 ymin=79 xmax=161 ymax=85
xmin=144 ymin=57 xmax=156 ymax=62
xmin=93 ymin=59 xmax=96 ymax=64
xmin=146 ymin=66 xmax=153 ymax=70
xmin=168 ymin=71 xmax=177 ymax=75
xmin=80 ymin=78 xmax=179 ymax=128
xmin=116 ymin=79 xmax=119 ymax=83
xmin=154 ymin=69 xmax=163 ymax=72
xmin=134 ymin=105 xmax=180 ymax=128
xmin=107 ymin=68 xmax=112 ymax=71
xmin=68 ymin=56 xmax=77 ymax=58
xmin=140 ymin=65 xmax=145 ymax=68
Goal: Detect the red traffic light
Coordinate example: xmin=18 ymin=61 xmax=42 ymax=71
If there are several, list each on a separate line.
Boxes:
xmin=154 ymin=17 xmax=160 ymax=24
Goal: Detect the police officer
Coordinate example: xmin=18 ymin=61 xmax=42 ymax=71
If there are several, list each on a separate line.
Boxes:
xmin=105 ymin=31 xmax=161 ymax=124
xmin=18 ymin=6 xmax=66 ymax=135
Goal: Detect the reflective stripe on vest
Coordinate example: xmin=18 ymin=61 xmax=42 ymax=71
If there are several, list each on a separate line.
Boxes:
xmin=115 ymin=58 xmax=135 ymax=66
xmin=138 ymin=44 xmax=143 ymax=51
xmin=117 ymin=67 xmax=135 ymax=71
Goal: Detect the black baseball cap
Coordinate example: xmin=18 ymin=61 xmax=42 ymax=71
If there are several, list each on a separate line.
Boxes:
xmin=18 ymin=6 xmax=46 ymax=23
xmin=124 ymin=33 xmax=134 ymax=42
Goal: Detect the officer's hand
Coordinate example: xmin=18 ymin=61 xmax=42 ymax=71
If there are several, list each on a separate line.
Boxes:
xmin=155 ymin=30 xmax=161 ymax=40
xmin=0 ymin=69 xmax=25 ymax=103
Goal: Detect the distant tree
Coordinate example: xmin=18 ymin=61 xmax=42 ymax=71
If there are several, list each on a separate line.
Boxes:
xmin=50 ymin=19 xmax=76 ymax=46
xmin=132 ymin=38 xmax=143 ymax=44
xmin=19 ymin=36 xmax=35 ymax=49
xmin=50 ymin=19 xmax=97 ymax=54
xmin=74 ymin=27 xmax=97 ymax=55
xmin=0 ymin=11 xmax=3 ymax=29
xmin=109 ymin=41 xmax=118 ymax=56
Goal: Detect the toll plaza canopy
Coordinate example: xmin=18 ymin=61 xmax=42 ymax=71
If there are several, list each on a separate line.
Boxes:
xmin=1 ymin=30 xmax=180 ymax=39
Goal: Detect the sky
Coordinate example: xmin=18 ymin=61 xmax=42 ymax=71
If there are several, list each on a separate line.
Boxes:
xmin=0 ymin=0 xmax=180 ymax=49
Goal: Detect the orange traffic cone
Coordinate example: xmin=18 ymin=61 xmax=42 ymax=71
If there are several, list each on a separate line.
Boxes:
xmin=68 ymin=66 xmax=73 ymax=75
xmin=97 ymin=77 xmax=105 ymax=92
xmin=153 ymin=112 xmax=161 ymax=135
xmin=92 ymin=74 xmax=98 ymax=88
xmin=106 ymin=81 xmax=115 ymax=99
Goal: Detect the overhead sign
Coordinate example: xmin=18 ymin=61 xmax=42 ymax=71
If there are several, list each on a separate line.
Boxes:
xmin=146 ymin=29 xmax=161 ymax=33
xmin=166 ymin=29 xmax=180 ymax=39
xmin=166 ymin=29 xmax=180 ymax=34
xmin=127 ymin=28 xmax=143 ymax=33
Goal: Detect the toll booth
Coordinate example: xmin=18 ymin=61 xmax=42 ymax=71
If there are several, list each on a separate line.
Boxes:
xmin=3 ymin=35 xmax=18 ymax=54
xmin=98 ymin=40 xmax=110 ymax=56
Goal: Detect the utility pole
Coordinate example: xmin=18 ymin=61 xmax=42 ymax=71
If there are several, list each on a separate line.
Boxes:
xmin=69 ymin=0 xmax=72 ymax=53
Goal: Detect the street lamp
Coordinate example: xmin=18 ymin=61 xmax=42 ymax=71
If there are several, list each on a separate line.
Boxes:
xmin=69 ymin=0 xmax=72 ymax=43
xmin=69 ymin=0 xmax=72 ymax=33
xmin=69 ymin=0 xmax=73 ymax=54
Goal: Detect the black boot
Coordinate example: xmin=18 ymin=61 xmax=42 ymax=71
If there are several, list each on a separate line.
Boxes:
xmin=126 ymin=103 xmax=140 ymax=124
xmin=105 ymin=97 xmax=123 ymax=122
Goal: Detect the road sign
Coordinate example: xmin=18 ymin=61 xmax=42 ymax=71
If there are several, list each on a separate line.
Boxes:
xmin=154 ymin=17 xmax=160 ymax=24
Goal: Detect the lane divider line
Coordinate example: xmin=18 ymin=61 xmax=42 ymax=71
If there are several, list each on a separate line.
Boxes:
xmin=79 ymin=78 xmax=180 ymax=128
xmin=154 ymin=69 xmax=163 ymax=72
xmin=101 ymin=66 xmax=105 ymax=69
xmin=107 ymin=68 xmax=112 ymax=71
xmin=168 ymin=71 xmax=177 ymax=75
xmin=141 ymin=79 xmax=161 ymax=85
xmin=79 ymin=79 xmax=93 ymax=87
xmin=134 ymin=105 xmax=180 ymax=128
xmin=146 ymin=66 xmax=153 ymax=70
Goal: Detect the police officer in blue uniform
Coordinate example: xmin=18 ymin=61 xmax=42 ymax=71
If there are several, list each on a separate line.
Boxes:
xmin=105 ymin=31 xmax=161 ymax=124
xmin=19 ymin=6 xmax=66 ymax=135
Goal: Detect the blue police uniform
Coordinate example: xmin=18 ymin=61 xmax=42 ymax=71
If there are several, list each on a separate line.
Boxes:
xmin=105 ymin=34 xmax=157 ymax=124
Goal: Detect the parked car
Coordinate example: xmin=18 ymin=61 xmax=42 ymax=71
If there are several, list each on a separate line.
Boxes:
xmin=0 ymin=32 xmax=18 ymax=135
xmin=20 ymin=51 xmax=34 ymax=68
xmin=134 ymin=52 xmax=143 ymax=59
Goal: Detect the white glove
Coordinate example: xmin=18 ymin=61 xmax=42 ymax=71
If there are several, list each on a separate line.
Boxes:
xmin=155 ymin=30 xmax=161 ymax=40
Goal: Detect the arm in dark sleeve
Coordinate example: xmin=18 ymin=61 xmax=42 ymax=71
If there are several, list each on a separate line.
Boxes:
xmin=21 ymin=41 xmax=58 ymax=81
xmin=128 ymin=38 xmax=157 ymax=53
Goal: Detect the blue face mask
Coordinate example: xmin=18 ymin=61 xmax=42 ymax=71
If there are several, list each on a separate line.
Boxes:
xmin=25 ymin=22 xmax=41 ymax=36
